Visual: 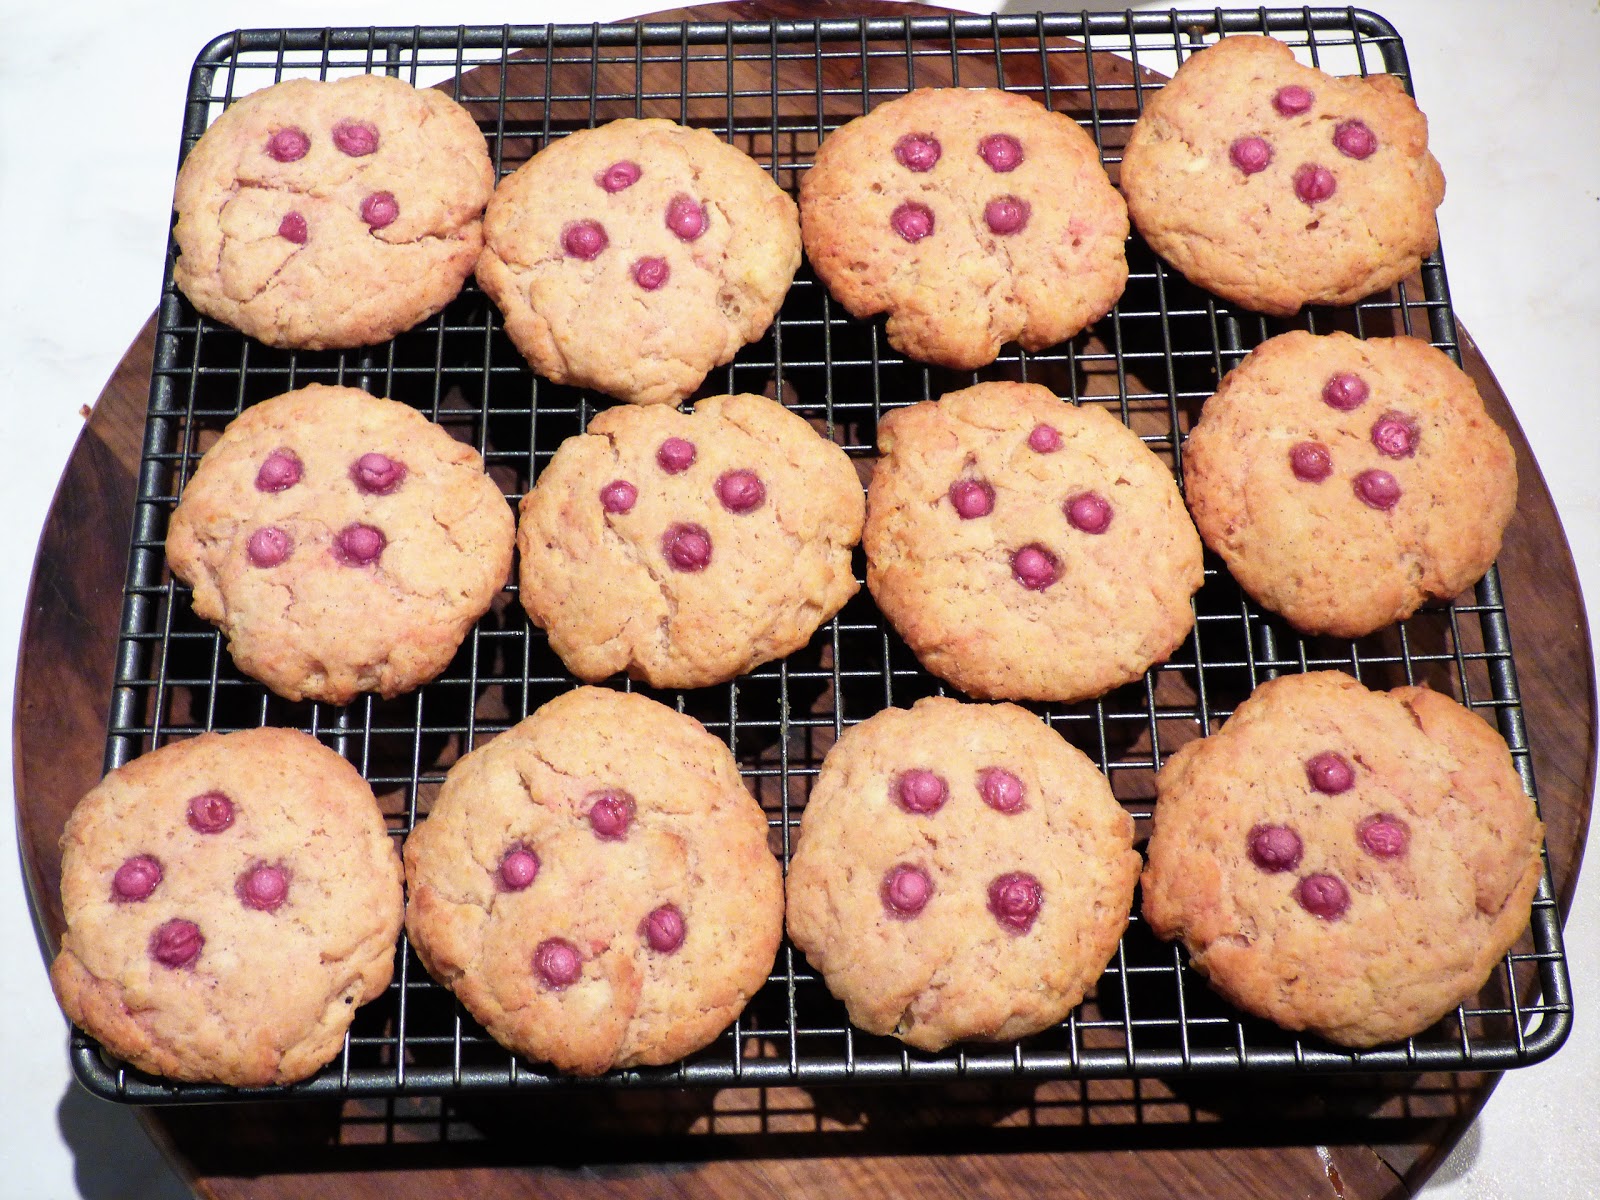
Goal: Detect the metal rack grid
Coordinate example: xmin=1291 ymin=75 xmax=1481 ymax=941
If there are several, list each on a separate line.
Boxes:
xmin=74 ymin=8 xmax=1572 ymax=1102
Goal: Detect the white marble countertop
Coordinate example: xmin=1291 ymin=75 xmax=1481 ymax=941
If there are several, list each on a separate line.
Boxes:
xmin=2 ymin=2 xmax=1595 ymax=1197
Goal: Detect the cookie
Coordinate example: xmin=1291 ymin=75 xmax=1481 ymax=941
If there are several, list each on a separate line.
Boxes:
xmin=50 ymin=728 xmax=403 ymax=1087
xmin=785 ymin=696 xmax=1140 ymax=1051
xmin=476 ymin=118 xmax=801 ymax=406
xmin=403 ymin=686 xmax=783 ymax=1075
xmin=800 ymin=87 xmax=1128 ymax=369
xmin=517 ymin=393 xmax=864 ymax=689
xmin=166 ymin=384 xmax=514 ymax=704
xmin=1120 ymin=35 xmax=1445 ymax=315
xmin=864 ymin=381 xmax=1203 ymax=702
xmin=1141 ymin=671 xmax=1543 ymax=1048
xmin=172 ymin=73 xmax=494 ymax=349
xmin=1183 ymin=331 xmax=1517 ymax=638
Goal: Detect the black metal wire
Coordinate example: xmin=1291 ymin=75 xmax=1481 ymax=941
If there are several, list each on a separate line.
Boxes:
xmin=76 ymin=9 xmax=1572 ymax=1103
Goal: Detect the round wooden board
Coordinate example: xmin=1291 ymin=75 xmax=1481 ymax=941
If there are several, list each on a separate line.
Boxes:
xmin=15 ymin=5 xmax=1594 ymax=1198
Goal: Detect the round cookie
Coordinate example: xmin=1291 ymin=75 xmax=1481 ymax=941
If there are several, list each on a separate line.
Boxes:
xmin=476 ymin=118 xmax=801 ymax=406
xmin=865 ymin=381 xmax=1203 ymax=702
xmin=517 ymin=392 xmax=865 ymax=689
xmin=403 ymin=686 xmax=783 ymax=1075
xmin=1141 ymin=671 xmax=1544 ymax=1048
xmin=785 ymin=696 xmax=1140 ymax=1051
xmin=49 ymin=728 xmax=403 ymax=1087
xmin=1120 ymin=35 xmax=1446 ymax=316
xmin=173 ymin=73 xmax=494 ymax=349
xmin=166 ymin=384 xmax=514 ymax=704
xmin=800 ymin=87 xmax=1128 ymax=369
xmin=1183 ymin=331 xmax=1517 ymax=638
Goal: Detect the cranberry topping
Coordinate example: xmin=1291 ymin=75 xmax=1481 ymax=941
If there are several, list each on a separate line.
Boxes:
xmin=350 ymin=452 xmax=406 ymax=495
xmin=881 ymin=865 xmax=933 ymax=918
xmin=656 ymin=437 xmax=696 ymax=474
xmin=1011 ymin=544 xmax=1059 ymax=591
xmin=360 ymin=192 xmax=398 ymax=229
xmin=633 ymin=256 xmax=670 ymax=291
xmin=1322 ymin=372 xmax=1370 ymax=411
xmin=984 ymin=196 xmax=1030 ymax=235
xmin=246 ymin=527 xmax=291 ymax=568
xmin=332 ymin=121 xmax=378 ymax=157
xmin=587 ymin=790 xmax=635 ymax=841
xmin=150 ymin=919 xmax=204 ymax=970
xmin=1295 ymin=873 xmax=1351 ymax=920
xmin=895 ymin=769 xmax=948 ymax=815
xmin=278 ymin=211 xmax=308 ymax=244
xmin=665 ymin=194 xmax=707 ymax=241
xmin=1333 ymin=119 xmax=1378 ymax=160
xmin=333 ymin=523 xmax=386 ymax=566
xmin=1371 ymin=413 xmax=1418 ymax=459
xmin=1028 ymin=424 xmax=1062 ymax=454
xmin=1353 ymin=469 xmax=1402 ymax=511
xmin=597 ymin=160 xmax=641 ymax=192
xmin=661 ymin=523 xmax=712 ymax=572
xmin=978 ymin=133 xmax=1024 ymax=172
xmin=977 ymin=767 xmax=1025 ymax=814
xmin=498 ymin=847 xmax=540 ymax=891
xmin=1290 ymin=441 xmax=1333 ymax=483
xmin=1230 ymin=136 xmax=1273 ymax=175
xmin=1306 ymin=751 xmax=1356 ymax=794
xmin=112 ymin=856 xmax=162 ymax=902
xmin=1246 ymin=824 xmax=1304 ymax=873
xmin=562 ymin=219 xmax=608 ymax=261
xmin=600 ymin=479 xmax=638 ymax=515
xmin=988 ymin=872 xmax=1043 ymax=934
xmin=1273 ymin=85 xmax=1315 ymax=117
xmin=893 ymin=133 xmax=942 ymax=172
xmin=1065 ymin=492 xmax=1112 ymax=534
xmin=187 ymin=791 xmax=235 ymax=834
xmin=642 ymin=904 xmax=687 ymax=953
xmin=254 ymin=450 xmax=302 ymax=493
xmin=1293 ymin=163 xmax=1337 ymax=204
xmin=533 ymin=937 xmax=582 ymax=988
xmin=266 ymin=127 xmax=310 ymax=163
xmin=1357 ymin=814 xmax=1411 ymax=860
xmin=237 ymin=863 xmax=289 ymax=912
xmin=949 ymin=478 xmax=996 ymax=520
xmin=891 ymin=201 xmax=935 ymax=243
xmin=716 ymin=469 xmax=766 ymax=514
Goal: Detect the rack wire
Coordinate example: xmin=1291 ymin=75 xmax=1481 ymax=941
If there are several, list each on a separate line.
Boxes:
xmin=74 ymin=8 xmax=1572 ymax=1102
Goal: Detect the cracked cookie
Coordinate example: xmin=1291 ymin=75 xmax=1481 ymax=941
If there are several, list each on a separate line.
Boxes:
xmin=50 ymin=727 xmax=403 ymax=1086
xmin=517 ymin=392 xmax=864 ymax=689
xmin=799 ymin=87 xmax=1128 ymax=369
xmin=785 ymin=696 xmax=1140 ymax=1051
xmin=1142 ymin=671 xmax=1543 ymax=1047
xmin=1183 ymin=331 xmax=1517 ymax=638
xmin=172 ymin=73 xmax=494 ymax=349
xmin=865 ymin=381 xmax=1202 ymax=702
xmin=166 ymin=384 xmax=515 ymax=704
xmin=1120 ymin=35 xmax=1446 ymax=316
xmin=476 ymin=118 xmax=801 ymax=406
xmin=403 ymin=686 xmax=783 ymax=1075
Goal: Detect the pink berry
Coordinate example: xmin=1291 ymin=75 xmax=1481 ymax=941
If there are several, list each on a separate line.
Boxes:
xmin=977 ymin=767 xmax=1025 ymax=814
xmin=987 ymin=872 xmax=1043 ymax=934
xmin=881 ymin=865 xmax=933 ymax=917
xmin=893 ymin=133 xmax=941 ymax=172
xmin=1065 ymin=492 xmax=1112 ymax=534
xmin=278 ymin=211 xmax=308 ymax=244
xmin=1358 ymin=814 xmax=1410 ymax=860
xmin=499 ymin=847 xmax=540 ymax=891
xmin=1011 ymin=544 xmax=1059 ymax=591
xmin=112 ymin=855 xmax=162 ymax=902
xmin=1230 ymin=136 xmax=1273 ymax=175
xmin=633 ymin=256 xmax=670 ymax=291
xmin=661 ymin=523 xmax=712 ymax=572
xmin=1289 ymin=441 xmax=1333 ymax=483
xmin=333 ymin=523 xmax=385 ymax=566
xmin=600 ymin=479 xmax=637 ymax=515
xmin=246 ymin=526 xmax=291 ymax=568
xmin=332 ymin=120 xmax=378 ymax=157
xmin=266 ymin=127 xmax=310 ymax=162
xmin=533 ymin=937 xmax=582 ymax=988
xmin=1371 ymin=413 xmax=1417 ymax=459
xmin=978 ymin=133 xmax=1024 ymax=172
xmin=891 ymin=201 xmax=935 ymax=243
xmin=186 ymin=791 xmax=235 ymax=834
xmin=656 ymin=437 xmax=696 ymax=474
xmin=350 ymin=452 xmax=406 ymax=495
xmin=1028 ymin=424 xmax=1062 ymax=453
xmin=597 ymin=160 xmax=641 ymax=192
xmin=1354 ymin=469 xmax=1402 ymax=510
xmin=1295 ymin=873 xmax=1351 ymax=920
xmin=1306 ymin=751 xmax=1356 ymax=794
xmin=1322 ymin=373 xmax=1370 ymax=411
xmin=1247 ymin=824 xmax=1303 ymax=873
xmin=949 ymin=478 xmax=995 ymax=520
xmin=360 ymin=192 xmax=399 ymax=230
xmin=562 ymin=219 xmax=608 ymax=261
xmin=1273 ymin=85 xmax=1315 ymax=116
xmin=149 ymin=919 xmax=203 ymax=969
xmin=254 ymin=450 xmax=302 ymax=492
xmin=236 ymin=863 xmax=289 ymax=912
xmin=1293 ymin=163 xmax=1337 ymax=204
xmin=1333 ymin=119 xmax=1378 ymax=160
xmin=642 ymin=904 xmax=686 ymax=953
xmin=587 ymin=790 xmax=635 ymax=841
xmin=665 ymin=194 xmax=707 ymax=241
xmin=896 ymin=769 xmax=947 ymax=815
xmin=984 ymin=196 xmax=1031 ymax=236
xmin=716 ymin=469 xmax=766 ymax=514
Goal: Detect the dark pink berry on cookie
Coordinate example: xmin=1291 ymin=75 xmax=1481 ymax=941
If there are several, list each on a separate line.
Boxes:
xmin=350 ymin=452 xmax=406 ymax=495
xmin=642 ymin=904 xmax=687 ymax=953
xmin=1295 ymin=873 xmax=1351 ymax=920
xmin=278 ymin=212 xmax=308 ymax=244
xmin=360 ymin=192 xmax=399 ymax=230
xmin=254 ymin=450 xmax=302 ymax=492
xmin=237 ymin=863 xmax=289 ymax=912
xmin=498 ymin=847 xmax=540 ymax=891
xmin=977 ymin=767 xmax=1025 ymax=814
xmin=1306 ymin=751 xmax=1356 ymax=794
xmin=1273 ymin=85 xmax=1315 ymax=117
xmin=894 ymin=133 xmax=942 ymax=172
xmin=562 ymin=219 xmax=608 ymax=261
xmin=600 ymin=479 xmax=638 ymax=514
xmin=987 ymin=872 xmax=1043 ymax=934
xmin=1065 ymin=491 xmax=1112 ymax=534
xmin=332 ymin=121 xmax=379 ymax=157
xmin=246 ymin=527 xmax=291 ymax=568
xmin=881 ymin=864 xmax=933 ymax=918
xmin=597 ymin=160 xmax=641 ymax=192
xmin=1289 ymin=441 xmax=1333 ymax=483
xmin=1353 ymin=469 xmax=1402 ymax=510
xmin=333 ymin=523 xmax=386 ymax=567
xmin=716 ymin=469 xmax=766 ymax=514
xmin=978 ymin=133 xmax=1024 ymax=172
xmin=1333 ymin=119 xmax=1378 ymax=160
xmin=266 ymin=127 xmax=311 ymax=162
xmin=150 ymin=919 xmax=203 ymax=970
xmin=1293 ymin=163 xmax=1337 ymax=204
xmin=1357 ymin=814 xmax=1410 ymax=859
xmin=533 ymin=937 xmax=582 ymax=988
xmin=633 ymin=256 xmax=670 ymax=291
xmin=1246 ymin=824 xmax=1303 ymax=873
xmin=587 ymin=790 xmax=635 ymax=841
xmin=895 ymin=769 xmax=948 ymax=815
xmin=112 ymin=856 xmax=162 ymax=902
xmin=661 ymin=523 xmax=713 ymax=572
xmin=666 ymin=194 xmax=707 ymax=241
xmin=1028 ymin=424 xmax=1062 ymax=453
xmin=1229 ymin=137 xmax=1273 ymax=175
xmin=656 ymin=437 xmax=696 ymax=474
xmin=891 ymin=201 xmax=935 ymax=243
xmin=186 ymin=791 xmax=235 ymax=834
xmin=1011 ymin=544 xmax=1059 ymax=591
xmin=1371 ymin=413 xmax=1418 ymax=459
xmin=949 ymin=478 xmax=995 ymax=520
xmin=984 ymin=196 xmax=1030 ymax=236
xmin=1322 ymin=372 xmax=1370 ymax=411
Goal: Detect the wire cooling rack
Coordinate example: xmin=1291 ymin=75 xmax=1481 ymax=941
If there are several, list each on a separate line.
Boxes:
xmin=74 ymin=8 xmax=1572 ymax=1102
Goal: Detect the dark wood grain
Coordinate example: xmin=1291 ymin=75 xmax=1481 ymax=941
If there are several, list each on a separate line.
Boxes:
xmin=14 ymin=6 xmax=1593 ymax=1200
